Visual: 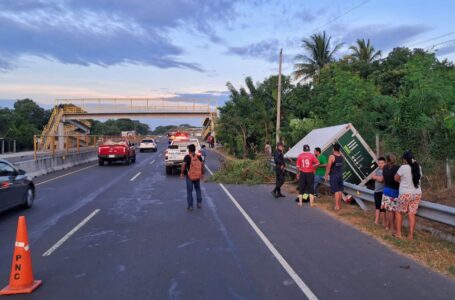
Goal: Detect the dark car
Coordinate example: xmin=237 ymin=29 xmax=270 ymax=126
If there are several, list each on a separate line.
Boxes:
xmin=0 ymin=159 xmax=35 ymax=213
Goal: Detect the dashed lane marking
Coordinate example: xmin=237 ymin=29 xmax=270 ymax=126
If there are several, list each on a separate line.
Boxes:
xmin=150 ymin=160 xmax=156 ymax=165
xmin=205 ymin=165 xmax=318 ymax=300
xmin=36 ymin=164 xmax=97 ymax=186
xmin=130 ymin=172 xmax=142 ymax=181
xmin=43 ymin=209 xmax=100 ymax=256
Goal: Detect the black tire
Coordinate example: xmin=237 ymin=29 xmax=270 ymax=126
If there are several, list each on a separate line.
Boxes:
xmin=98 ymin=159 xmax=104 ymax=166
xmin=125 ymin=156 xmax=130 ymax=165
xmin=165 ymin=166 xmax=172 ymax=175
xmin=140 ymin=149 xmax=143 ymax=153
xmin=23 ymin=186 xmax=34 ymax=209
xmin=132 ymin=157 xmax=136 ymax=163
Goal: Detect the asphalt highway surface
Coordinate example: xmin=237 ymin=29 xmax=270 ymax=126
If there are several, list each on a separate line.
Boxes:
xmin=0 ymin=139 xmax=454 ymax=299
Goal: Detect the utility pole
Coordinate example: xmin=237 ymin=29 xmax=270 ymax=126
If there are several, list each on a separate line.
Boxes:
xmin=276 ymin=48 xmax=283 ymax=144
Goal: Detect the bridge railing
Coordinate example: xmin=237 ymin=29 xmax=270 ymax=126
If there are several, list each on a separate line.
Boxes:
xmin=57 ymin=98 xmax=213 ymax=114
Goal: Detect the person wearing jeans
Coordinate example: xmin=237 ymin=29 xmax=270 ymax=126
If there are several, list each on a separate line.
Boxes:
xmin=181 ymin=144 xmax=204 ymax=211
xmin=185 ymin=176 xmax=202 ymax=209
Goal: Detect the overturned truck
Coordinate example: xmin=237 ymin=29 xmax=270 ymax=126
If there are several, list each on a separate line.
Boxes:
xmin=284 ymin=123 xmax=378 ymax=186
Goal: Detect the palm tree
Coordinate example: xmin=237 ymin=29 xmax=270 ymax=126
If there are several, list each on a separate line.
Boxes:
xmin=293 ymin=31 xmax=343 ymax=81
xmin=349 ymin=39 xmax=382 ymax=63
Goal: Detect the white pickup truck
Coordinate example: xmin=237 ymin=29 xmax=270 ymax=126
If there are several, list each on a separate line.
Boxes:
xmin=164 ymin=139 xmax=201 ymax=175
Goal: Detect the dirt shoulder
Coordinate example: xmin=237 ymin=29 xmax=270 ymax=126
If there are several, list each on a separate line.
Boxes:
xmin=282 ymin=183 xmax=455 ymax=279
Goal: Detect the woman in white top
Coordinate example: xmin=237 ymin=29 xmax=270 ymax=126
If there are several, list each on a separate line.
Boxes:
xmin=394 ymin=151 xmax=422 ymax=240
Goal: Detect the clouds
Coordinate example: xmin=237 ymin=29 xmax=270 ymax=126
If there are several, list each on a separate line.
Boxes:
xmin=226 ymin=39 xmax=280 ymax=62
xmin=338 ymin=24 xmax=431 ymax=52
xmin=434 ymin=40 xmax=455 ymax=56
xmin=0 ymin=0 xmax=243 ymax=71
xmin=294 ymin=9 xmax=317 ymax=23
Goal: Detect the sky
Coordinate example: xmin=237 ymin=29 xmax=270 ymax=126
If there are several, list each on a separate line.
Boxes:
xmin=0 ymin=0 xmax=454 ymax=129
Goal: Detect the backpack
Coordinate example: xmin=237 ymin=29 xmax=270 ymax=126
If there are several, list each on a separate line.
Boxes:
xmin=188 ymin=154 xmax=203 ymax=181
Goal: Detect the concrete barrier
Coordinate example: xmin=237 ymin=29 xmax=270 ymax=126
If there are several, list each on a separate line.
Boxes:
xmin=13 ymin=150 xmax=97 ymax=178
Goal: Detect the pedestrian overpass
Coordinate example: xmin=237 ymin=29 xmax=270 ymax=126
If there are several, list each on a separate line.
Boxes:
xmin=38 ymin=98 xmax=218 ymax=152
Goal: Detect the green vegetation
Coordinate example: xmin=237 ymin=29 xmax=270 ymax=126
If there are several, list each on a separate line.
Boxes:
xmin=91 ymin=119 xmax=150 ymax=136
xmin=210 ymin=157 xmax=275 ymax=185
xmin=217 ymin=36 xmax=455 ymax=173
xmin=0 ymin=99 xmax=50 ymax=151
xmin=150 ymin=124 xmax=197 ymax=135
xmin=0 ymin=100 xmax=152 ymax=151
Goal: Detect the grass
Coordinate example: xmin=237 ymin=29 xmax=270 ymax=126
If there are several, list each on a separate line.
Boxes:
xmin=312 ymin=192 xmax=455 ymax=278
xmin=210 ymin=157 xmax=275 ymax=185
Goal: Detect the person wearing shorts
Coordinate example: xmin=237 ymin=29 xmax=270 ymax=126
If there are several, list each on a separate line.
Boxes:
xmin=296 ymin=144 xmax=319 ymax=207
xmin=394 ymin=151 xmax=422 ymax=240
xmin=325 ymin=143 xmax=344 ymax=210
xmin=382 ymin=153 xmax=400 ymax=233
xmin=372 ymin=157 xmax=386 ymax=226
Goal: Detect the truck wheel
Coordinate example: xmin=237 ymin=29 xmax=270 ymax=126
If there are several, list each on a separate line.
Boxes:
xmin=165 ymin=166 xmax=172 ymax=175
xmin=125 ymin=156 xmax=130 ymax=165
xmin=140 ymin=149 xmax=143 ymax=153
xmin=98 ymin=159 xmax=104 ymax=166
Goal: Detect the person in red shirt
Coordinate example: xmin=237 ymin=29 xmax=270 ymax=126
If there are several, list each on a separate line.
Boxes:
xmin=296 ymin=144 xmax=319 ymax=207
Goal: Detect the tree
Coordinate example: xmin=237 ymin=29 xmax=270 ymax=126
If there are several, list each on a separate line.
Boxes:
xmin=349 ymin=39 xmax=381 ymax=63
xmin=293 ymin=31 xmax=343 ymax=81
xmin=91 ymin=119 xmax=150 ymax=136
xmin=13 ymin=99 xmax=50 ymax=130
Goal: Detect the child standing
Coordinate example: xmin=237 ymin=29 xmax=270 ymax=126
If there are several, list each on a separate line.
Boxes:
xmin=372 ymin=157 xmax=386 ymax=226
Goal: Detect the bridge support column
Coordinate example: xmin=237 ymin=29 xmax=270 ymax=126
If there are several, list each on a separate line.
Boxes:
xmin=57 ymin=121 xmax=65 ymax=151
xmin=210 ymin=113 xmax=216 ymax=140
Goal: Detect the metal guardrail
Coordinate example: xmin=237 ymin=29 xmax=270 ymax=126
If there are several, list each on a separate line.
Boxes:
xmin=272 ymin=161 xmax=455 ymax=227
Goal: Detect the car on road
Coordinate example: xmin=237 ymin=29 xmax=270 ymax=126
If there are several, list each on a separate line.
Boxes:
xmin=165 ymin=138 xmax=201 ymax=175
xmin=98 ymin=139 xmax=136 ymax=166
xmin=139 ymin=139 xmax=157 ymax=152
xmin=0 ymin=159 xmax=35 ymax=213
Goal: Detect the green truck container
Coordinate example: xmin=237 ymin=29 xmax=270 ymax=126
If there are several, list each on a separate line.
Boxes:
xmin=284 ymin=123 xmax=378 ymax=185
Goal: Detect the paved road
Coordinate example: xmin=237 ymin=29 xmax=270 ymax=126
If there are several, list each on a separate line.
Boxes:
xmin=0 ymin=139 xmax=454 ymax=299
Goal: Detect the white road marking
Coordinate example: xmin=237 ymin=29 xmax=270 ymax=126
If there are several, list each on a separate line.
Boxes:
xmin=159 ymin=153 xmax=162 ymax=157
xmin=43 ymin=209 xmax=100 ymax=256
xmin=36 ymin=164 xmax=97 ymax=186
xmin=205 ymin=165 xmax=318 ymax=300
xmin=149 ymin=160 xmax=156 ymax=165
xmin=130 ymin=172 xmax=142 ymax=181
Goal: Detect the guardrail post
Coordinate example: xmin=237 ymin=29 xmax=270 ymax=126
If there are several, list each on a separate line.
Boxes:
xmin=446 ymin=158 xmax=452 ymax=189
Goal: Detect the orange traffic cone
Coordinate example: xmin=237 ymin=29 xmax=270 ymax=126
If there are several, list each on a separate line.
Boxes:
xmin=0 ymin=216 xmax=42 ymax=295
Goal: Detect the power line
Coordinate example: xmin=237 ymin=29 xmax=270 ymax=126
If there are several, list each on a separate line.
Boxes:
xmin=408 ymin=31 xmax=455 ymax=48
xmin=426 ymin=38 xmax=455 ymax=50
xmin=310 ymin=0 xmax=371 ymax=34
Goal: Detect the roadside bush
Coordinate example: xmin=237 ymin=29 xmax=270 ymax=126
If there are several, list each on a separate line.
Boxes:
xmin=210 ymin=158 xmax=275 ymax=185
